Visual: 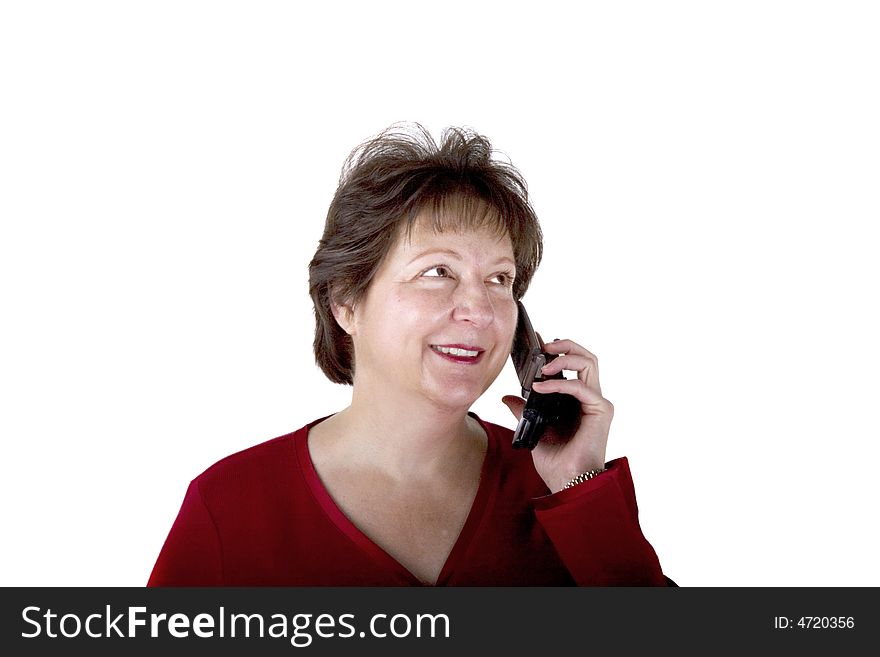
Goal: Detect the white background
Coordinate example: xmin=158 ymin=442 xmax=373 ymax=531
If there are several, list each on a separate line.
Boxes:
xmin=2 ymin=1 xmax=878 ymax=587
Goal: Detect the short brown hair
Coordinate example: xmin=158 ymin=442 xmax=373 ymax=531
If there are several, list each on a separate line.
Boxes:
xmin=308 ymin=123 xmax=543 ymax=385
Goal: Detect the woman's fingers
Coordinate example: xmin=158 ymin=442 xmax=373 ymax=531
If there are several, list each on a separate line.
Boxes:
xmin=501 ymin=395 xmax=525 ymax=421
xmin=540 ymin=345 xmax=601 ymax=395
xmin=542 ymin=338 xmax=594 ymax=359
xmin=541 ymin=353 xmax=594 ymax=376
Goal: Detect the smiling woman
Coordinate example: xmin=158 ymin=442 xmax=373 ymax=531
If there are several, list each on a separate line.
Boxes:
xmin=147 ymin=123 xmax=674 ymax=586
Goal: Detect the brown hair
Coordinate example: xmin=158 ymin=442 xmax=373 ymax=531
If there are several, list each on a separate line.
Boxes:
xmin=308 ymin=123 xmax=543 ymax=385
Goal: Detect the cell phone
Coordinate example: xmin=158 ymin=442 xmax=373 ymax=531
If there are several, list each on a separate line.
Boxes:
xmin=509 ymin=300 xmax=581 ymax=449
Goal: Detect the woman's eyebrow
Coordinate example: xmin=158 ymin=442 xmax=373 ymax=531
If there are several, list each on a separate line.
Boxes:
xmin=407 ymin=248 xmax=515 ymax=267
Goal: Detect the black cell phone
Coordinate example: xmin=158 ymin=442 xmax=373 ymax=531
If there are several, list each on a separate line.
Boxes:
xmin=509 ymin=300 xmax=581 ymax=449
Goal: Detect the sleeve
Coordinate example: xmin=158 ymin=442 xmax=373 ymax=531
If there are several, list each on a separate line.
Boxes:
xmin=147 ymin=479 xmax=224 ymax=586
xmin=532 ymin=457 xmax=671 ymax=586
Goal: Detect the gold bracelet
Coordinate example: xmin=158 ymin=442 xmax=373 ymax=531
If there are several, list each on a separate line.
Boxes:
xmin=563 ymin=468 xmax=607 ymax=489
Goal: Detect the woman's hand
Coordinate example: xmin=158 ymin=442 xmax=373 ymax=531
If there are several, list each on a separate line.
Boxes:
xmin=502 ymin=337 xmax=613 ymax=494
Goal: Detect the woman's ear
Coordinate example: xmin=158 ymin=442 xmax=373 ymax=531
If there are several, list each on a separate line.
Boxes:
xmin=330 ymin=295 xmax=357 ymax=336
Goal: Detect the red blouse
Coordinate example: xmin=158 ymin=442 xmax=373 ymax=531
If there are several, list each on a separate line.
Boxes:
xmin=148 ymin=413 xmax=670 ymax=586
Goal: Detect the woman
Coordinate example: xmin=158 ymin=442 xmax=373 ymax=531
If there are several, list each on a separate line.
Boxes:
xmin=148 ymin=124 xmax=673 ymax=586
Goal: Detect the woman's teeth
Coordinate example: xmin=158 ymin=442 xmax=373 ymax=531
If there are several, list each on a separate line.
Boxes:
xmin=432 ymin=346 xmax=479 ymax=357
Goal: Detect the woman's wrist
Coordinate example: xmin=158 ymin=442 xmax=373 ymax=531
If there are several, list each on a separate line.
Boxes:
xmin=548 ymin=460 xmax=608 ymax=494
xmin=562 ymin=467 xmax=607 ymax=490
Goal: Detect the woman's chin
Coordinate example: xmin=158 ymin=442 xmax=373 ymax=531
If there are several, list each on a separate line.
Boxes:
xmin=422 ymin=383 xmax=481 ymax=413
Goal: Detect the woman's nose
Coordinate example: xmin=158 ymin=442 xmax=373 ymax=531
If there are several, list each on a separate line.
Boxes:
xmin=451 ymin=279 xmax=495 ymax=327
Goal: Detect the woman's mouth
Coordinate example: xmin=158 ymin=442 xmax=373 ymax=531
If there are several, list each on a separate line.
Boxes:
xmin=430 ymin=344 xmax=485 ymax=364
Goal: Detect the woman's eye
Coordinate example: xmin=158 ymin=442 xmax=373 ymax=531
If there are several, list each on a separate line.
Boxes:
xmin=422 ymin=265 xmax=452 ymax=278
xmin=492 ymin=271 xmax=516 ymax=286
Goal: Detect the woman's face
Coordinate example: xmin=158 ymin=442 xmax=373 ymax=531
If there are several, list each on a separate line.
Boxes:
xmin=340 ymin=214 xmax=519 ymax=412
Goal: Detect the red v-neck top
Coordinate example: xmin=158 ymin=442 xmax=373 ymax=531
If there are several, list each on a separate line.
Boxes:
xmin=148 ymin=413 xmax=670 ymax=586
